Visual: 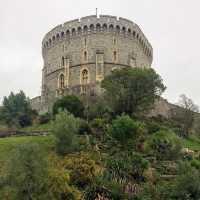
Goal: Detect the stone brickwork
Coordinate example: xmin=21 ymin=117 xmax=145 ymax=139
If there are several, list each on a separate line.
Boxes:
xmin=31 ymin=15 xmax=153 ymax=113
xmin=30 ymin=96 xmax=41 ymax=111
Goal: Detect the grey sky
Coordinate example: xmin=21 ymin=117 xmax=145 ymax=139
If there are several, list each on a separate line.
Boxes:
xmin=0 ymin=0 xmax=199 ymax=106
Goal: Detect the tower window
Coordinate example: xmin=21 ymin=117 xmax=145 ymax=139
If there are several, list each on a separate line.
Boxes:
xmin=96 ymin=53 xmax=104 ymax=79
xmin=84 ymin=51 xmax=87 ymax=61
xmin=81 ymin=69 xmax=89 ymax=94
xmin=62 ymin=57 xmax=65 ymax=66
xmin=114 ymin=51 xmax=117 ymax=62
xmin=82 ymin=69 xmax=89 ymax=85
xmin=96 ymin=24 xmax=101 ymax=32
xmin=59 ymin=74 xmax=65 ymax=89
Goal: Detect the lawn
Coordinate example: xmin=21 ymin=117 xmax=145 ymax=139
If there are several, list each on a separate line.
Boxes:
xmin=0 ymin=135 xmax=55 ymax=163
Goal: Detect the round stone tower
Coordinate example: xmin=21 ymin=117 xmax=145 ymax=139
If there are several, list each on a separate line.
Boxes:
xmin=40 ymin=15 xmax=153 ymax=112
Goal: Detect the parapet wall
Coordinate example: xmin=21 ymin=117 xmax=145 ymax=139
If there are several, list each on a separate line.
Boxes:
xmin=42 ymin=15 xmax=153 ymax=60
xmin=30 ymin=96 xmax=41 ymax=112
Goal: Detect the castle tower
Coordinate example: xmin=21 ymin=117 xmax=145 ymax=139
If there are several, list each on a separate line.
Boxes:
xmin=34 ymin=15 xmax=153 ymax=113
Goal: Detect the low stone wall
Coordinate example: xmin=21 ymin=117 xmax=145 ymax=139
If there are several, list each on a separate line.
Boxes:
xmin=30 ymin=96 xmax=41 ymax=112
xmin=0 ymin=130 xmax=51 ymax=138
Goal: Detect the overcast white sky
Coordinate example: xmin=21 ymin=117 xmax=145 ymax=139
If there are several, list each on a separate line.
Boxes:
xmin=0 ymin=0 xmax=199 ymax=106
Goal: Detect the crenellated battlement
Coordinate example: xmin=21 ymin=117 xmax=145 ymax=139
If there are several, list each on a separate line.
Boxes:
xmin=42 ymin=15 xmax=153 ymax=58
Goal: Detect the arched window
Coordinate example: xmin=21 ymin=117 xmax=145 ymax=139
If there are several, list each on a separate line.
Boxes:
xmin=49 ymin=39 xmax=52 ymax=45
xmin=90 ymin=24 xmax=94 ymax=32
xmin=72 ymin=28 xmax=76 ymax=36
xmin=122 ymin=27 xmax=126 ymax=34
xmin=109 ymin=24 xmax=114 ymax=31
xmin=128 ymin=28 xmax=131 ymax=35
xmin=52 ymin=36 xmax=56 ymax=41
xmin=116 ymin=25 xmax=120 ymax=34
xmin=82 ymin=69 xmax=89 ymax=85
xmin=81 ymin=69 xmax=89 ymax=94
xmin=59 ymin=74 xmax=65 ymax=89
xmin=103 ymin=24 xmax=107 ymax=31
xmin=61 ymin=32 xmax=65 ymax=37
xmin=133 ymin=31 xmax=136 ymax=38
xmin=96 ymin=24 xmax=101 ymax=32
xmin=66 ymin=30 xmax=70 ymax=37
xmin=83 ymin=25 xmax=88 ymax=33
xmin=77 ymin=27 xmax=82 ymax=34
xmin=56 ymin=33 xmax=60 ymax=39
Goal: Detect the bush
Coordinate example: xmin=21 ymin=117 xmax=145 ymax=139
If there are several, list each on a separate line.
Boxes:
xmin=47 ymin=155 xmax=81 ymax=200
xmin=110 ymin=114 xmax=142 ymax=146
xmin=0 ymin=91 xmax=35 ymax=128
xmin=5 ymin=143 xmax=49 ymax=200
xmin=52 ymin=111 xmax=80 ymax=155
xmin=105 ymin=153 xmax=149 ymax=184
xmin=53 ymin=95 xmax=84 ymax=118
xmin=129 ymin=153 xmax=149 ymax=182
xmin=191 ymin=159 xmax=200 ymax=170
xmin=146 ymin=120 xmax=163 ymax=134
xmin=86 ymin=97 xmax=113 ymax=121
xmin=90 ymin=118 xmax=108 ymax=138
xmin=18 ymin=113 xmax=32 ymax=127
xmin=38 ymin=112 xmax=51 ymax=124
xmin=84 ymin=184 xmax=113 ymax=200
xmin=69 ymin=156 xmax=97 ymax=189
xmin=101 ymin=67 xmax=166 ymax=116
xmin=172 ymin=162 xmax=200 ymax=200
xmin=148 ymin=130 xmax=182 ymax=160
xmin=78 ymin=120 xmax=91 ymax=135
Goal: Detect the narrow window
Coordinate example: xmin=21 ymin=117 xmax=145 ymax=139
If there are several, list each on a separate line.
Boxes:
xmin=84 ymin=51 xmax=87 ymax=61
xmin=114 ymin=51 xmax=117 ymax=62
xmin=62 ymin=57 xmax=65 ymax=66
xmin=81 ymin=69 xmax=89 ymax=94
xmin=96 ymin=53 xmax=104 ymax=79
xmin=59 ymin=74 xmax=65 ymax=89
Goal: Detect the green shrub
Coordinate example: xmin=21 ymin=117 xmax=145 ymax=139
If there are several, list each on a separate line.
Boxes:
xmin=53 ymin=95 xmax=84 ymax=118
xmin=105 ymin=153 xmax=149 ymax=184
xmin=38 ymin=112 xmax=51 ymax=124
xmin=52 ymin=111 xmax=80 ymax=155
xmin=69 ymin=156 xmax=97 ymax=189
xmin=172 ymin=162 xmax=200 ymax=200
xmin=78 ymin=119 xmax=91 ymax=135
xmin=18 ymin=113 xmax=32 ymax=127
xmin=90 ymin=118 xmax=108 ymax=137
xmin=191 ymin=159 xmax=200 ymax=170
xmin=5 ymin=143 xmax=49 ymax=200
xmin=110 ymin=114 xmax=141 ymax=146
xmin=149 ymin=130 xmax=182 ymax=160
xmin=146 ymin=121 xmax=163 ymax=134
xmin=86 ymin=97 xmax=113 ymax=121
xmin=129 ymin=153 xmax=149 ymax=182
xmin=84 ymin=184 xmax=112 ymax=200
xmin=0 ymin=91 xmax=35 ymax=128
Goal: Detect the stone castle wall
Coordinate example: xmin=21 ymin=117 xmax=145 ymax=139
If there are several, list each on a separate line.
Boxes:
xmin=32 ymin=15 xmax=153 ymax=113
